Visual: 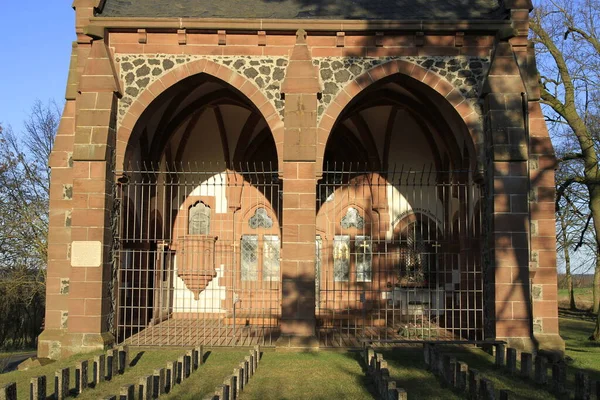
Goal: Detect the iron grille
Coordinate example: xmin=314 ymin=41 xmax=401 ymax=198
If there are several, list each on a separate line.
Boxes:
xmin=316 ymin=164 xmax=486 ymax=346
xmin=114 ymin=163 xmax=281 ymax=346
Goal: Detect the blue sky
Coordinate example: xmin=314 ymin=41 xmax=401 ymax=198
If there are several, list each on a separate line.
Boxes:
xmin=0 ymin=1 xmax=74 ymax=135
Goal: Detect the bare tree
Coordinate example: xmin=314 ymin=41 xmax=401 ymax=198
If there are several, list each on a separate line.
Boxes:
xmin=531 ymin=0 xmax=600 ymax=339
xmin=0 ymin=99 xmax=59 ymax=348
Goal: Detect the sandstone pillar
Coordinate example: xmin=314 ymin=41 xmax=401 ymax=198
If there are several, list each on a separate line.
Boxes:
xmin=278 ymin=29 xmax=321 ymax=343
xmin=481 ymin=3 xmax=564 ymax=354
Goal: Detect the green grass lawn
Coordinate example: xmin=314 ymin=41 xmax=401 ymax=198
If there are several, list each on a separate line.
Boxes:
xmin=1 ymin=313 xmax=599 ymax=399
xmin=162 ymin=349 xmax=249 ymax=400
xmin=77 ymin=348 xmax=184 ymax=400
xmin=379 ymin=347 xmax=462 ymax=400
xmin=560 ymin=316 xmax=600 ymax=384
xmin=238 ymin=350 xmax=374 ymax=400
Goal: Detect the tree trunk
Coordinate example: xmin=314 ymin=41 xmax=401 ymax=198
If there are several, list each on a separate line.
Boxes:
xmin=558 ymin=211 xmax=577 ymax=310
xmin=587 ymin=184 xmax=600 ymax=315
xmin=594 ymin=257 xmax=600 ymax=314
xmin=592 ymin=305 xmax=600 ymax=341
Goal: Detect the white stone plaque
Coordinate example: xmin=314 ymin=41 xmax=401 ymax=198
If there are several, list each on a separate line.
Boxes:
xmin=71 ymin=241 xmax=103 ymax=267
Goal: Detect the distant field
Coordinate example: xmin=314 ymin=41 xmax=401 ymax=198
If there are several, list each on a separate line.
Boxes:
xmin=558 ymin=287 xmax=594 ymax=310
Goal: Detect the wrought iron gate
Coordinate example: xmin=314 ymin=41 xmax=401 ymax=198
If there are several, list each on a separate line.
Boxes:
xmin=114 ymin=164 xmax=281 ymax=346
xmin=316 ymin=165 xmax=485 ymax=346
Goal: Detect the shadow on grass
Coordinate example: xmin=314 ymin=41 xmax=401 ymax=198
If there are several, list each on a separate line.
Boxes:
xmin=130 ymin=350 xmax=145 ymax=367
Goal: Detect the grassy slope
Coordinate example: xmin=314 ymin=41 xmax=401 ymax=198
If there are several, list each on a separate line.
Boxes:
xmin=239 ymin=350 xmax=374 ymax=400
xmin=560 ymin=316 xmax=600 ymax=384
xmin=1 ymin=313 xmax=599 ymax=399
xmin=162 ymin=349 xmax=248 ymax=400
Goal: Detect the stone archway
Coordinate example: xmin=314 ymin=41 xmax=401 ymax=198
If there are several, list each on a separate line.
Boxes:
xmin=117 ymin=59 xmax=285 ymax=170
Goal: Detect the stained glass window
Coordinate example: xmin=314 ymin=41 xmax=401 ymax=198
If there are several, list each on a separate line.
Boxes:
xmin=355 ymin=235 xmax=372 ymax=282
xmin=241 ymin=234 xmax=258 ymax=281
xmin=263 ymin=235 xmax=280 ymax=281
xmin=333 ymin=235 xmax=350 ymax=282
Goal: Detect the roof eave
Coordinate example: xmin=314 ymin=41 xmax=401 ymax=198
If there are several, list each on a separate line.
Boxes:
xmin=88 ymin=16 xmax=511 ymax=33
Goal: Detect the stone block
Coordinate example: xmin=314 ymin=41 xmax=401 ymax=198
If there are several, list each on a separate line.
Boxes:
xmin=119 ymin=384 xmax=134 ymax=400
xmin=192 ymin=347 xmax=200 ymax=370
xmin=253 ymin=346 xmax=259 ymax=371
xmin=520 ymin=353 xmax=532 ymax=379
xmin=551 ymin=362 xmax=566 ymax=393
xmin=479 ymin=378 xmax=495 ymax=400
xmin=423 ymin=344 xmax=431 ymax=366
xmin=495 ymin=344 xmax=506 ymax=367
xmin=534 ymin=355 xmax=548 ymax=384
xmin=184 ymin=351 xmax=192 ymax=378
xmin=138 ymin=375 xmax=152 ymax=400
xmin=221 ymin=379 xmax=231 ymax=400
xmin=153 ymin=368 xmax=166 ymax=398
xmin=94 ymin=354 xmax=106 ymax=386
xmin=499 ymin=389 xmax=515 ymax=400
xmin=455 ymin=361 xmax=468 ymax=392
xmin=228 ymin=375 xmax=237 ymax=400
xmin=241 ymin=360 xmax=248 ymax=386
xmin=575 ymin=372 xmax=591 ymax=400
xmin=234 ymin=367 xmax=243 ymax=393
xmin=118 ymin=345 xmax=129 ymax=373
xmin=375 ymin=353 xmax=383 ymax=373
xmin=0 ymin=382 xmax=16 ymax=400
xmin=30 ymin=376 xmax=46 ymax=400
xmin=166 ymin=361 xmax=177 ymax=390
xmin=468 ymin=368 xmax=480 ymax=400
xmin=177 ymin=356 xmax=185 ymax=383
xmin=506 ymin=348 xmax=517 ymax=375
xmin=244 ymin=358 xmax=251 ymax=383
xmin=447 ymin=358 xmax=457 ymax=387
xmin=107 ymin=349 xmax=118 ymax=380
xmin=247 ymin=354 xmax=254 ymax=377
xmin=54 ymin=368 xmax=70 ymax=400
xmin=393 ymin=387 xmax=408 ymax=400
xmin=75 ymin=360 xmax=88 ymax=394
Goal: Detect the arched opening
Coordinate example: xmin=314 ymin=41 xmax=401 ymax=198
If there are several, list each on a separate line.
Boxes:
xmin=316 ymin=73 xmax=485 ymax=344
xmin=116 ymin=73 xmax=281 ymax=346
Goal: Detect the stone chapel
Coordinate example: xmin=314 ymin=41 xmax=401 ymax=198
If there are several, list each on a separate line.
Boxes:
xmin=40 ymin=0 xmax=563 ymax=358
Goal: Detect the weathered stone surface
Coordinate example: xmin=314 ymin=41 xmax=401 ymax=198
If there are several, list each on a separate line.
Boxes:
xmin=506 ymin=348 xmax=517 ymax=375
xmin=30 ymin=376 xmax=46 ymax=400
xmin=153 ymin=368 xmax=166 ymax=398
xmin=120 ymin=384 xmax=134 ymax=400
xmin=116 ymin=55 xmax=288 ymax=122
xmin=575 ymin=372 xmax=591 ymax=400
xmin=495 ymin=344 xmax=505 ymax=367
xmin=455 ymin=361 xmax=468 ymax=392
xmin=551 ymin=361 xmax=567 ymax=394
xmin=479 ymin=378 xmax=495 ymax=400
xmin=54 ymin=368 xmax=70 ymax=400
xmin=107 ymin=349 xmax=118 ymax=380
xmin=166 ymin=361 xmax=177 ymax=390
xmin=468 ymin=368 xmax=480 ymax=399
xmin=534 ymin=355 xmax=548 ymax=384
xmin=138 ymin=375 xmax=152 ymax=400
xmin=0 ymin=382 xmax=16 ymax=400
xmin=94 ymin=354 xmax=106 ymax=386
xmin=75 ymin=360 xmax=88 ymax=394
xmin=520 ymin=353 xmax=532 ymax=379
xmin=118 ymin=345 xmax=129 ymax=373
